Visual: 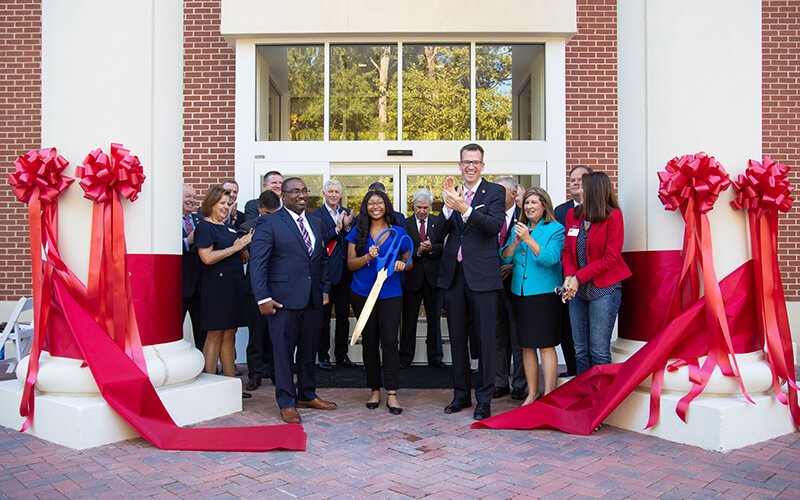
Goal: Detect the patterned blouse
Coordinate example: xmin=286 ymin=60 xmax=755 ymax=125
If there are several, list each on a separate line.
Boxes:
xmin=576 ymin=221 xmax=621 ymax=300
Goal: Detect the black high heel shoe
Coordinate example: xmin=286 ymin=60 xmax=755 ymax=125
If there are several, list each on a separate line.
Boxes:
xmin=366 ymin=391 xmax=381 ymax=409
xmin=386 ymin=392 xmax=402 ymax=415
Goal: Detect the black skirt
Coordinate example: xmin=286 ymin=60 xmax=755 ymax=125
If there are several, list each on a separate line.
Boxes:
xmin=511 ymin=292 xmax=562 ymax=349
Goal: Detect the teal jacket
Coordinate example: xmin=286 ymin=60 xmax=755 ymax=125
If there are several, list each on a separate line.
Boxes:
xmin=500 ymin=219 xmax=565 ymax=296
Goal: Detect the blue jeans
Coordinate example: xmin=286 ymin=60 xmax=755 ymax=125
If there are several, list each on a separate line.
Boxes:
xmin=569 ymin=288 xmax=622 ymax=374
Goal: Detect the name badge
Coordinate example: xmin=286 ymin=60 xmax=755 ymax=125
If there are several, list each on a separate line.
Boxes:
xmin=567 ymin=228 xmax=579 ymax=237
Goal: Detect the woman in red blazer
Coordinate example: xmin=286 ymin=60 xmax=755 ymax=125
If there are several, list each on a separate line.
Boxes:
xmin=560 ymin=172 xmax=631 ymax=374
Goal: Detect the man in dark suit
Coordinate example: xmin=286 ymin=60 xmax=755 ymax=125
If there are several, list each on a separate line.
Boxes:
xmin=249 ymin=177 xmax=336 ymax=424
xmin=400 ymin=188 xmax=444 ymax=367
xmin=244 ymin=171 xmax=282 ymax=222
xmin=241 ymin=190 xmax=281 ymax=392
xmin=221 ymin=179 xmax=246 ymax=229
xmin=310 ymin=179 xmax=355 ymax=370
xmin=181 ymin=184 xmax=205 ymax=350
xmin=553 ymin=164 xmax=592 ymax=377
xmin=493 ymin=176 xmax=527 ymax=401
xmin=432 ymin=143 xmax=506 ymax=420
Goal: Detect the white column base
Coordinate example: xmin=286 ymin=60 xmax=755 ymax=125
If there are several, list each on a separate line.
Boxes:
xmin=604 ymin=338 xmax=797 ymax=451
xmin=604 ymin=387 xmax=796 ymax=452
xmin=0 ymin=373 xmax=242 ymax=450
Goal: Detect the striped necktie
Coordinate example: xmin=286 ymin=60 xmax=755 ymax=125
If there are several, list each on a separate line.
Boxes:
xmin=297 ymin=216 xmax=313 ymax=254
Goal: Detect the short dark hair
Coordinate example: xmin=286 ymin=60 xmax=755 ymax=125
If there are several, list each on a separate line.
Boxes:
xmin=281 ymin=177 xmax=303 ymax=192
xmin=569 ymin=165 xmax=592 ymax=176
xmin=200 ymin=185 xmax=230 ymax=217
xmin=575 ymin=171 xmax=620 ymax=223
xmin=264 ymin=171 xmax=282 ymax=180
xmin=258 ymin=190 xmax=281 ymax=211
xmin=460 ymin=143 xmax=484 ymax=161
xmin=220 ymin=178 xmax=238 ymax=187
xmin=368 ymin=181 xmax=387 ymax=193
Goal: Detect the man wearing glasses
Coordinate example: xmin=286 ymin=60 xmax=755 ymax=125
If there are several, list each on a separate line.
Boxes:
xmin=433 ymin=143 xmax=506 ymax=420
xmin=249 ymin=177 xmax=337 ymax=424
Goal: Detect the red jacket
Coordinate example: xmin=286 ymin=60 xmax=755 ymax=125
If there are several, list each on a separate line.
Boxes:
xmin=562 ymin=208 xmax=631 ymax=288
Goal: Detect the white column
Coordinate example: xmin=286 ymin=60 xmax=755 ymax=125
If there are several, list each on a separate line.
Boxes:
xmin=611 ymin=0 xmax=795 ymax=451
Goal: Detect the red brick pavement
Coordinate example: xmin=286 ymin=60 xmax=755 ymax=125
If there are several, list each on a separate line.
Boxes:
xmin=0 ymin=383 xmax=798 ymax=498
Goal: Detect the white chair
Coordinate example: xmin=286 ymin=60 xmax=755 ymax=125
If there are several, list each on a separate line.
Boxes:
xmin=0 ymin=297 xmax=34 ymax=374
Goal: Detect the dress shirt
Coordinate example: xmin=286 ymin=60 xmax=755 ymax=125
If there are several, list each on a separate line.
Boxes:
xmin=325 ymin=203 xmax=341 ymax=227
xmin=442 ymin=178 xmax=483 ymax=222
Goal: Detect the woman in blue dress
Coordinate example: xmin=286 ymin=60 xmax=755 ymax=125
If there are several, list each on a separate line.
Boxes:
xmin=500 ymin=187 xmax=564 ymax=405
xmin=195 ymin=185 xmax=253 ymax=377
xmin=346 ymin=190 xmax=412 ymax=415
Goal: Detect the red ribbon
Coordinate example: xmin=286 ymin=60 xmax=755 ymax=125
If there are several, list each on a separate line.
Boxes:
xmin=651 ymin=152 xmax=753 ymax=426
xmin=75 ymin=144 xmax=147 ymax=373
xmin=731 ymin=156 xmax=799 ymax=426
xmin=7 ymin=148 xmax=74 ymax=431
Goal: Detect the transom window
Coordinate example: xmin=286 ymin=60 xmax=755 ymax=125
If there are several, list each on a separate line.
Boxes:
xmin=255 ymin=43 xmax=545 ymax=142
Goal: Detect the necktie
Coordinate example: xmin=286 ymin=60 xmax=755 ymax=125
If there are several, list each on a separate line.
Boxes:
xmin=183 ymin=214 xmax=193 ymax=234
xmin=297 ymin=216 xmax=313 ymax=254
xmin=419 ymin=218 xmax=426 ymax=241
xmin=457 ymin=189 xmax=474 ymax=262
xmin=499 ymin=216 xmax=508 ymax=245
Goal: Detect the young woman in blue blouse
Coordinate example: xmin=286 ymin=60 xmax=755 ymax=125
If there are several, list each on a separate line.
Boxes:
xmin=500 ymin=187 xmax=565 ymax=404
xmin=346 ymin=190 xmax=412 ymax=414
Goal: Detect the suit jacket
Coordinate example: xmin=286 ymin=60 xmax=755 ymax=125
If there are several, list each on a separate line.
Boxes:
xmin=562 ymin=208 xmax=632 ymax=288
xmin=404 ymin=213 xmax=443 ymax=291
xmin=249 ymin=207 xmax=330 ymax=309
xmin=554 ymin=199 xmax=576 ymax=228
xmin=310 ymin=204 xmax=351 ymax=285
xmin=182 ymin=212 xmax=203 ymax=298
xmin=432 ymin=179 xmax=506 ymax=292
xmin=243 ymin=198 xmax=260 ymax=223
xmin=499 ymin=205 xmax=521 ymax=291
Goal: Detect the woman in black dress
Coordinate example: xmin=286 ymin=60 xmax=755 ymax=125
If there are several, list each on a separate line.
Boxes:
xmin=195 ymin=185 xmax=253 ymax=377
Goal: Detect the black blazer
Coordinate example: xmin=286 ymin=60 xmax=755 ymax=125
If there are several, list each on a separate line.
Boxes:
xmin=182 ymin=212 xmax=203 ymax=298
xmin=500 ymin=205 xmax=522 ymax=248
xmin=554 ymin=199 xmax=576 ymax=228
xmin=404 ymin=213 xmax=443 ymax=291
xmin=432 ymin=179 xmax=506 ymax=292
xmin=243 ymin=198 xmax=260 ymax=223
xmin=249 ymin=208 xmax=330 ymax=309
xmin=310 ymin=204 xmax=351 ymax=285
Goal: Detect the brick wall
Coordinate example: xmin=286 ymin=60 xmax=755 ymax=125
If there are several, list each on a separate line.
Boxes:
xmin=763 ymin=0 xmax=800 ymax=299
xmin=0 ymin=2 xmax=41 ymax=300
xmin=565 ymin=0 xmax=618 ymax=188
xmin=183 ymin=0 xmax=236 ymax=197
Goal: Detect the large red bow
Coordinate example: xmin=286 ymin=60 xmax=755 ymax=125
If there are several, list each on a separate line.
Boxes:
xmin=731 ymin=156 xmax=799 ymax=427
xmin=658 ymin=152 xmax=731 ymax=213
xmin=8 ymin=148 xmax=73 ymax=204
xmin=76 ymin=143 xmax=145 ymax=203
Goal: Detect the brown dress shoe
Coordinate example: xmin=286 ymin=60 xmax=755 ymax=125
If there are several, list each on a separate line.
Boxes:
xmin=245 ymin=378 xmax=261 ymax=391
xmin=280 ymin=407 xmax=301 ymax=424
xmin=297 ymin=397 xmax=337 ymax=410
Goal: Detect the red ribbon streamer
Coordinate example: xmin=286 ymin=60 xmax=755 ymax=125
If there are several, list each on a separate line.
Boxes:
xmin=7 ymin=148 xmax=74 ymax=431
xmin=473 ymin=261 xmax=757 ymax=434
xmin=75 ymin=144 xmax=147 ymax=372
xmin=731 ymin=156 xmax=799 ymax=426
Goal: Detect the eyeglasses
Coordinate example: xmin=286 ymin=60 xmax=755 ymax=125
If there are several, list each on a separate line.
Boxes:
xmin=283 ymin=188 xmax=309 ymax=195
xmin=459 ymin=160 xmax=483 ymax=167
xmin=367 ymin=201 xmax=385 ymax=208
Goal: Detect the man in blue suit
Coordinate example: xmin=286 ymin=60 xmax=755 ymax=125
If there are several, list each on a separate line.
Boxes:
xmin=433 ymin=143 xmax=506 ymax=420
xmin=249 ymin=177 xmax=336 ymax=424
xmin=310 ymin=179 xmax=355 ymax=370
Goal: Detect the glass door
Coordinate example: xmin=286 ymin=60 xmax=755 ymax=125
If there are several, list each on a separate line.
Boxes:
xmin=329 ymin=164 xmax=401 ymax=215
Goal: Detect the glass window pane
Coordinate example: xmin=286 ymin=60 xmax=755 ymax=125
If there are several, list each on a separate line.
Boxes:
xmin=402 ymin=44 xmax=470 ymax=141
xmin=330 ymin=45 xmax=398 ymax=141
xmin=256 ymin=45 xmax=324 ymax=141
xmin=476 ymin=44 xmax=545 ymax=141
xmin=335 ymin=175 xmax=394 ymax=215
xmin=405 ymin=175 xmax=448 ymax=216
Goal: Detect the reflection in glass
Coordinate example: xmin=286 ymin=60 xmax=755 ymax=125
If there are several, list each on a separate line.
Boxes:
xmin=476 ymin=45 xmax=512 ymax=140
xmin=517 ymin=79 xmax=532 ymax=141
xmin=335 ymin=175 xmax=394 ymax=215
xmin=330 ymin=45 xmax=397 ymax=141
xmin=402 ymin=44 xmax=470 ymax=141
xmin=405 ymin=175 xmax=448 ymax=216
xmin=256 ymin=45 xmax=324 ymax=141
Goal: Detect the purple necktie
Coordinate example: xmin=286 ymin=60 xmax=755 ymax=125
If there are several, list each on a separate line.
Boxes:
xmin=457 ymin=189 xmax=474 ymax=262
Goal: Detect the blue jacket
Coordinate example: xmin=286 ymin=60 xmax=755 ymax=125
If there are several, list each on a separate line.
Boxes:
xmin=500 ymin=218 xmax=565 ymax=296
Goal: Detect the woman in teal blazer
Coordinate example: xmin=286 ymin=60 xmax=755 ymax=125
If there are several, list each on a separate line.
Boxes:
xmin=500 ymin=187 xmax=565 ymax=404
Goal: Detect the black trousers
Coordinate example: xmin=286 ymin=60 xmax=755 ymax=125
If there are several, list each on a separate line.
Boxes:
xmin=246 ymin=295 xmax=273 ymax=379
xmin=442 ymin=263 xmax=498 ymax=404
xmin=495 ymin=288 xmax=526 ymax=391
xmin=318 ymin=279 xmax=351 ymax=363
xmin=350 ymin=292 xmax=401 ymax=391
xmin=399 ymin=281 xmax=443 ymax=365
xmin=182 ymin=292 xmax=205 ymax=351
